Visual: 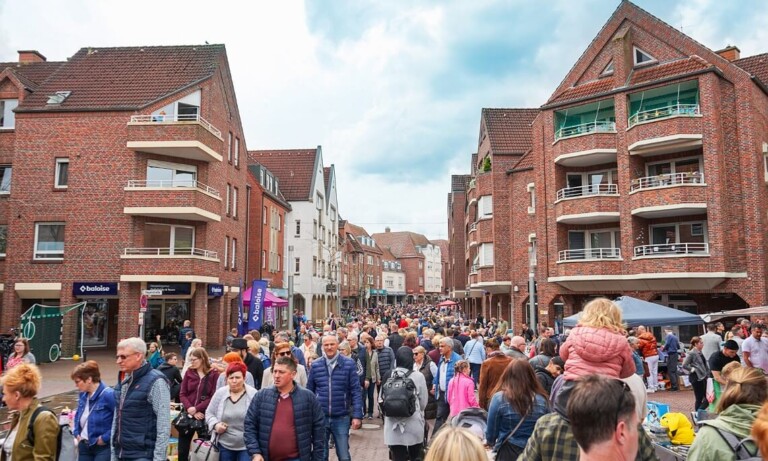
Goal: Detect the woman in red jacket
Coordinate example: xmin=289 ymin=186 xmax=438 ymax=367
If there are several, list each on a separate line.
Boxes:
xmin=179 ymin=347 xmax=220 ymax=461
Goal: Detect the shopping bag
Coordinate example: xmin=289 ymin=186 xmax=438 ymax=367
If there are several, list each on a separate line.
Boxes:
xmin=190 ymin=434 xmax=219 ymax=461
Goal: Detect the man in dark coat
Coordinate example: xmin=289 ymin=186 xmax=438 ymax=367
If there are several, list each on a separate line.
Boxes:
xmin=232 ymin=338 xmax=264 ymax=390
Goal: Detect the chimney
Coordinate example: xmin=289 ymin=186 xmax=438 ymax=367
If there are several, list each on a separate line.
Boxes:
xmin=385 ymin=227 xmax=391 ymax=233
xmin=18 ymin=50 xmax=47 ymax=63
xmin=716 ymin=46 xmax=740 ymax=62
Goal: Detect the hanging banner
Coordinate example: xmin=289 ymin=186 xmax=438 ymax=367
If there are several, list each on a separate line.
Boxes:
xmin=264 ymin=304 xmax=276 ymax=326
xmin=248 ymin=279 xmax=267 ymax=331
xmin=237 ymin=278 xmax=248 ymax=336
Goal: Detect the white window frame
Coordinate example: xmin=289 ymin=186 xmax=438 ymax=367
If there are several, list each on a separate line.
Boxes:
xmin=226 ymin=184 xmax=231 ymax=215
xmin=649 ymin=221 xmax=708 ymax=245
xmin=54 ymin=158 xmax=69 ymax=189
xmin=224 ymin=236 xmax=229 ymax=269
xmin=232 ymin=187 xmax=238 ymax=219
xmin=479 ymin=242 xmax=495 ymax=266
xmin=234 ymin=137 xmax=240 ymax=167
xmin=146 ymin=160 xmax=197 ymax=187
xmin=34 ymin=222 xmax=65 ymax=260
xmin=527 ymin=182 xmax=535 ymax=214
xmin=0 ymin=99 xmax=18 ymax=129
xmin=231 ymin=238 xmax=237 ymax=270
xmin=478 ymin=195 xmax=493 ymax=219
xmin=0 ymin=224 xmax=7 ymax=257
xmin=568 ymin=228 xmax=621 ymax=250
xmin=262 ymin=250 xmax=267 ymax=269
xmin=0 ymin=165 xmax=12 ymax=195
xmin=145 ymin=223 xmax=195 ymax=254
xmin=633 ymin=46 xmax=656 ymax=67
xmin=645 ymin=155 xmax=703 ymax=176
xmin=228 ymin=132 xmax=233 ymax=163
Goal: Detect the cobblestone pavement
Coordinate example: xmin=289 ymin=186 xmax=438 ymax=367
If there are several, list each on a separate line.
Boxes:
xmin=29 ymin=350 xmax=697 ymax=460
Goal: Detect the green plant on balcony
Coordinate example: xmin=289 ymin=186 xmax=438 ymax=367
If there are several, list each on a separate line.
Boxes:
xmin=482 ymin=156 xmax=492 ymax=172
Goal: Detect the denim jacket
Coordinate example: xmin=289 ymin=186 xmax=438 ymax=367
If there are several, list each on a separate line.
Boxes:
xmin=74 ymin=381 xmax=116 ymax=447
xmin=486 ymin=392 xmax=550 ymax=451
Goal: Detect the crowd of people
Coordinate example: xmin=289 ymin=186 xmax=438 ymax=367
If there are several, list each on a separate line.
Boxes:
xmin=0 ymin=301 xmax=767 ymax=461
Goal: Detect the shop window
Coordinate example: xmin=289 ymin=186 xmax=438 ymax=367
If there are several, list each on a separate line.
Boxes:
xmin=34 ymin=222 xmax=65 ymax=260
xmin=82 ymin=300 xmax=109 ymax=347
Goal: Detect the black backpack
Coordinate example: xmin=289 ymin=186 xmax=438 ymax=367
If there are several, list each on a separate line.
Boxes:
xmin=380 ymin=369 xmax=417 ymax=418
xmin=27 ymin=406 xmax=76 ymax=461
xmin=715 ymin=428 xmax=761 ymax=460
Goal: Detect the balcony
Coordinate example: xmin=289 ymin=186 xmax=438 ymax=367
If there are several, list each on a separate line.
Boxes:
xmin=556 ymin=183 xmax=618 ymax=202
xmin=124 ymin=180 xmax=222 ymax=222
xmin=628 ymin=104 xmax=700 ymax=128
xmin=554 ymin=147 xmax=618 ymax=167
xmin=557 ymin=247 xmax=621 ymax=262
xmin=122 ymin=247 xmax=219 ymax=259
xmin=555 ymin=191 xmax=620 ymax=225
xmin=468 ymin=222 xmax=477 ymax=235
xmin=633 ymin=242 xmax=709 ymax=258
xmin=630 ymin=172 xmax=704 ymax=192
xmin=120 ymin=247 xmax=220 ymax=281
xmin=126 ymin=114 xmax=224 ymax=163
xmin=555 ymin=121 xmax=616 ymax=142
xmin=468 ymin=179 xmax=476 ymax=191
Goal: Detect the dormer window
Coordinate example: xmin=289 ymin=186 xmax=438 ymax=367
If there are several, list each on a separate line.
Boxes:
xmin=46 ymin=91 xmax=71 ymax=105
xmin=633 ymin=47 xmax=656 ymax=67
xmin=0 ymin=99 xmax=19 ymax=128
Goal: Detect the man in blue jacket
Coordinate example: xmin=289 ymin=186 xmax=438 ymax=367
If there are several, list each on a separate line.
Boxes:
xmin=431 ymin=336 xmax=462 ymax=436
xmin=307 ymin=334 xmax=363 ymax=461
xmin=244 ymin=356 xmax=325 ymax=461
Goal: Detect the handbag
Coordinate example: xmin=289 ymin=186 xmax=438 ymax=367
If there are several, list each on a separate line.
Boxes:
xmin=493 ymin=414 xmax=527 ymax=461
xmin=190 ymin=434 xmax=220 ymax=461
xmin=173 ymin=411 xmax=194 ymax=436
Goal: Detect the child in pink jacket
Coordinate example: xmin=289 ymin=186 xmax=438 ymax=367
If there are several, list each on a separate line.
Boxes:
xmin=447 ymin=360 xmax=479 ymax=418
xmin=560 ymin=297 xmax=636 ymax=381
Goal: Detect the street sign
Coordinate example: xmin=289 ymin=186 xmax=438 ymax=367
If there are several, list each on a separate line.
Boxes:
xmin=138 ymin=312 xmax=144 ymax=325
xmin=142 ymin=289 xmax=163 ymax=296
xmin=140 ymin=294 xmax=148 ymax=309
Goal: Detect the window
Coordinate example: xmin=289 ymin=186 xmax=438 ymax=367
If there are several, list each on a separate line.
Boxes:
xmin=554 ymin=98 xmax=616 ymax=140
xmin=0 ymin=99 xmax=18 ymax=128
xmin=231 ymin=238 xmax=237 ymax=270
xmin=316 ymin=193 xmax=324 ymax=210
xmin=691 ymin=223 xmax=704 ymax=236
xmin=144 ymin=223 xmax=194 ymax=254
xmin=418 ymin=260 xmax=423 ymax=269
xmin=228 ymin=132 xmax=232 ymax=163
xmin=294 ymin=257 xmax=300 ymax=274
xmin=650 ymin=222 xmax=707 ymax=245
xmin=263 ymin=206 xmax=267 ymax=224
xmin=0 ymin=225 xmax=7 ymax=256
xmin=313 ymin=257 xmax=318 ymax=276
xmin=565 ymin=169 xmax=619 ymax=198
xmin=330 ymin=207 xmax=336 ymax=222
xmin=313 ymin=220 xmax=318 ymax=239
xmin=628 ymin=80 xmax=699 ymax=126
xmin=419 ymin=276 xmax=423 ymax=286
xmin=633 ymin=46 xmax=656 ymax=66
xmin=295 ymin=220 xmax=301 ymax=236
xmin=530 ymin=236 xmax=537 ymax=267
xmin=232 ymin=187 xmax=238 ymax=219
xmin=226 ymin=184 xmax=231 ymax=215
xmin=566 ymin=229 xmax=620 ymax=260
xmin=34 ymin=223 xmax=65 ymax=260
xmin=224 ymin=236 xmax=229 ymax=268
xmin=478 ymin=195 xmax=493 ymax=218
xmin=479 ymin=243 xmax=494 ymax=266
xmin=601 ymin=60 xmax=614 ymax=76
xmin=0 ymin=166 xmax=11 ymax=194
xmin=55 ymin=159 xmax=69 ymax=189
xmin=344 ymin=273 xmax=348 ymax=286
xmin=262 ymin=250 xmax=267 ymax=269
xmin=146 ymin=160 xmax=196 ymax=187
xmin=234 ymin=137 xmax=240 ymax=167
xmin=646 ymin=157 xmax=703 ymax=178
xmin=266 ymin=175 xmax=273 ymax=191
xmin=367 ymin=255 xmax=373 ymax=265
xmin=527 ymin=183 xmax=535 ymax=214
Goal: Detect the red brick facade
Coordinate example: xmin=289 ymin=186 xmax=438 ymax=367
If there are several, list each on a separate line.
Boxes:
xmin=339 ymin=221 xmax=383 ymax=309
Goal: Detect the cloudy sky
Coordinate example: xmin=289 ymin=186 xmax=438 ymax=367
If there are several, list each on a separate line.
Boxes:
xmin=2 ymin=0 xmax=767 ymax=239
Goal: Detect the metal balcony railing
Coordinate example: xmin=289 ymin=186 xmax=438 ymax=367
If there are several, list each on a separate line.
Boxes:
xmin=558 ymin=248 xmax=621 ymax=262
xmin=628 ymin=103 xmax=700 ymax=127
xmin=554 ymin=120 xmax=616 ymax=141
xmin=633 ymin=242 xmax=709 ymax=257
xmin=470 ymin=264 xmax=479 ymax=274
xmin=468 ymin=179 xmax=476 ymax=190
xmin=630 ymin=172 xmax=704 ymax=192
xmin=556 ymin=183 xmax=618 ymax=201
xmin=129 ymin=113 xmax=222 ymax=138
xmin=126 ymin=180 xmax=220 ymax=197
xmin=469 ymin=222 xmax=477 ymax=233
xmin=123 ymin=247 xmax=219 ymax=259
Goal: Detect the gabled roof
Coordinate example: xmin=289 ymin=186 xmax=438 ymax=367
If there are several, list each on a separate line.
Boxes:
xmin=248 ymin=148 xmax=319 ymax=202
xmin=451 ymin=174 xmax=471 ymax=192
xmin=246 ymin=165 xmax=292 ymax=210
xmin=15 ymin=45 xmax=225 ymax=112
xmin=0 ymin=61 xmax=64 ymax=91
xmin=481 ymin=108 xmax=539 ymax=154
xmin=734 ymin=53 xmax=768 ymax=88
xmin=371 ymin=231 xmax=431 ymax=258
xmin=628 ymin=56 xmax=711 ymax=86
xmin=431 ymin=239 xmax=449 ymax=262
xmin=323 ymin=167 xmax=331 ymax=194
xmin=547 ymin=78 xmax=615 ymax=105
xmin=471 ymin=153 xmax=478 ymax=175
xmin=511 ymin=150 xmax=535 ymax=171
xmin=380 ymin=247 xmax=398 ymax=262
xmin=345 ymin=222 xmax=371 ymax=239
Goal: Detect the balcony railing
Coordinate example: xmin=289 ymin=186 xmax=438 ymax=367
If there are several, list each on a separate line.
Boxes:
xmin=470 ymin=264 xmax=479 ymax=274
xmin=556 ymin=183 xmax=618 ymax=201
xmin=126 ymin=180 xmax=220 ymax=197
xmin=554 ymin=120 xmax=616 ymax=141
xmin=123 ymin=247 xmax=219 ymax=259
xmin=628 ymin=104 xmax=700 ymax=127
xmin=558 ymin=248 xmax=621 ymax=262
xmin=630 ymin=172 xmax=703 ymax=192
xmin=633 ymin=242 xmax=709 ymax=257
xmin=469 ymin=222 xmax=477 ymax=233
xmin=468 ymin=179 xmax=476 ymax=190
xmin=130 ymin=113 xmax=222 ymax=138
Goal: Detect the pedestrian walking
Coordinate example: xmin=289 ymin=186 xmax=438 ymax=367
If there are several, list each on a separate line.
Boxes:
xmin=413 ymin=345 xmax=437 ymax=420
xmin=501 ymin=336 xmax=527 ymax=360
xmin=306 ymin=334 xmax=363 ymax=461
xmin=661 ymin=328 xmax=681 ymax=391
xmin=244 ymin=356 xmax=325 ymax=461
xmin=478 ymin=339 xmax=511 ymax=410
xmin=261 ymin=342 xmax=308 ymax=388
xmin=463 ymin=331 xmax=486 ymax=387
xmin=446 ymin=360 xmax=479 ymax=419
xmin=71 ymin=360 xmax=116 ymax=461
xmin=431 ymin=337 xmax=461 ymax=436
xmin=5 ymin=337 xmax=36 ymax=370
xmin=534 ymin=356 xmax=564 ymax=395
xmin=742 ymin=323 xmax=768 ymax=374
xmin=700 ymin=323 xmax=722 ymax=362
xmin=146 ymin=337 xmax=164 ymax=369
xmin=363 ymin=336 xmax=381 ymax=419
xmin=528 ymin=338 xmax=556 ymax=370
xmin=158 ymin=352 xmax=183 ymax=403
xmin=113 ymin=337 xmax=171 ymax=461
xmin=215 ymin=352 xmax=256 ymax=389
xmin=383 ymin=347 xmax=428 ymax=461
xmin=230 ymin=338 xmax=264 ymax=390
xmin=179 ymin=347 xmax=220 ymax=461
xmin=205 ymin=362 xmax=257 ymax=461
xmin=636 ymin=326 xmax=659 ymax=392
xmin=682 ymin=336 xmax=710 ymax=411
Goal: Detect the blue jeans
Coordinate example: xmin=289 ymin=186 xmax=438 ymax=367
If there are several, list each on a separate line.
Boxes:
xmin=78 ymin=441 xmax=111 ymax=461
xmin=219 ymin=446 xmax=250 ymax=461
xmin=323 ymin=415 xmax=351 ymax=461
xmin=364 ymin=382 xmax=376 ymax=417
xmin=469 ymin=363 xmax=481 ymax=387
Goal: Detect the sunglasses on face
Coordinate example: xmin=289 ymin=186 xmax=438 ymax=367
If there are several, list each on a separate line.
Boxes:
xmin=277 ymin=351 xmax=292 ymax=357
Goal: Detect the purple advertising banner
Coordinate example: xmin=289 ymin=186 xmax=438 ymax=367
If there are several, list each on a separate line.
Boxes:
xmin=248 ymin=279 xmax=267 ymax=331
xmin=264 ymin=304 xmax=276 ymax=326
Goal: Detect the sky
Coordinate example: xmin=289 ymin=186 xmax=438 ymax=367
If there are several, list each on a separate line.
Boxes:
xmin=1 ymin=0 xmax=767 ymax=240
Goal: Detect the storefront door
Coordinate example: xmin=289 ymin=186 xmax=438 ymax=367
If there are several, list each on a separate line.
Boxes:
xmin=145 ymin=299 xmax=190 ymax=344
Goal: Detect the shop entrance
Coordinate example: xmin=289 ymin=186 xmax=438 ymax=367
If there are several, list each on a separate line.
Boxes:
xmin=145 ymin=299 xmax=190 ymax=345
xmin=81 ymin=299 xmax=112 ymax=347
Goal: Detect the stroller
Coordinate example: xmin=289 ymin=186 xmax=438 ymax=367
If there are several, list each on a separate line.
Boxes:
xmin=451 ymin=407 xmax=489 ymax=442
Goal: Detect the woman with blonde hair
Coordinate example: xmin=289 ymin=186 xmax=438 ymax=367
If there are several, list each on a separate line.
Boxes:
xmin=750 ymin=401 xmax=768 ymax=459
xmin=424 ymin=426 xmax=486 ymax=461
xmin=0 ymin=364 xmax=58 ymax=460
xmin=260 ymin=342 xmax=308 ymax=388
xmin=687 ymin=367 xmax=767 ymax=460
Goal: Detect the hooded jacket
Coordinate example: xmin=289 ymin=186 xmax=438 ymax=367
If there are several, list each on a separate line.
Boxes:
xmin=560 ymin=326 xmax=635 ymax=380
xmin=686 ymin=403 xmax=761 ymax=460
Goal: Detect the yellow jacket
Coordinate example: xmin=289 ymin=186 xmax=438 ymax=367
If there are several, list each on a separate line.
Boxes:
xmin=0 ymin=399 xmax=59 ymax=461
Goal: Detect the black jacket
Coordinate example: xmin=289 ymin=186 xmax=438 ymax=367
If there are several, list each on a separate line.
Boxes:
xmin=244 ymin=352 xmax=265 ymax=390
xmin=157 ymin=363 xmax=182 ymax=401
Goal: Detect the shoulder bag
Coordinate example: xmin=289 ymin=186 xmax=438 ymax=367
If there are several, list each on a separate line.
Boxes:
xmin=190 ymin=433 xmax=220 ymax=461
xmin=493 ymin=414 xmax=527 ymax=461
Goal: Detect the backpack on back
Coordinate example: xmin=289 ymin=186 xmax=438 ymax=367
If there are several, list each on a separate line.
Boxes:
xmin=380 ymin=369 xmax=417 ymax=418
xmin=27 ymin=406 xmax=77 ymax=461
xmin=715 ymin=427 xmax=761 ymax=460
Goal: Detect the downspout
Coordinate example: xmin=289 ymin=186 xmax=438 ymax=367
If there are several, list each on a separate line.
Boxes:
xmin=258 ymin=188 xmax=265 ymax=281
xmin=245 ymin=185 xmax=251 ymax=285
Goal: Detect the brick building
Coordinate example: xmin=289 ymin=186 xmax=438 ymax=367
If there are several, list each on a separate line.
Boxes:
xmin=339 ymin=220 xmax=383 ymax=310
xmin=452 ymin=2 xmax=768 ymax=337
xmin=0 ymin=45 xmax=249 ymax=350
xmin=372 ymin=228 xmax=442 ymax=303
xmin=430 ymin=239 xmax=449 ymax=298
xmin=446 ymin=175 xmax=470 ymax=302
xmin=381 ymin=247 xmax=406 ymax=305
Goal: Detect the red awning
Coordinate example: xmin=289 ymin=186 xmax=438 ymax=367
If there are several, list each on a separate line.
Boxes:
xmin=241 ymin=287 xmax=288 ymax=307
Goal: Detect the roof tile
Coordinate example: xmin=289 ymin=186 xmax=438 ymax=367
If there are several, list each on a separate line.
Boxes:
xmin=548 ymin=78 xmax=615 ymax=105
xmin=628 ymin=56 xmax=711 ymax=86
xmin=451 ymin=174 xmax=471 ymax=192
xmin=734 ymin=53 xmax=768 ymax=88
xmin=248 ymin=149 xmax=318 ymax=201
xmin=482 ymin=108 xmax=539 ymax=154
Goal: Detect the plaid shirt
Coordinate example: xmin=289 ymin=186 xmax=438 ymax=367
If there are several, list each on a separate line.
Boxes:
xmin=519 ymin=412 xmax=659 ymax=461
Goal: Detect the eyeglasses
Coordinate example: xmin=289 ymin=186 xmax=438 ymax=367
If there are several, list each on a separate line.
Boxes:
xmin=277 ymin=351 xmax=292 ymax=357
xmin=613 ymin=381 xmax=633 ymax=427
xmin=116 ymin=353 xmax=138 ymax=361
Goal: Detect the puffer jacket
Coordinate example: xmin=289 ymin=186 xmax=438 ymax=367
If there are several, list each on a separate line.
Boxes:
xmin=560 ymin=326 xmax=635 ymax=380
xmin=638 ymin=332 xmax=659 ymax=358
xmin=243 ymin=383 xmax=326 ymax=461
xmin=306 ymin=354 xmax=364 ymax=419
xmin=687 ymin=403 xmax=761 ymax=461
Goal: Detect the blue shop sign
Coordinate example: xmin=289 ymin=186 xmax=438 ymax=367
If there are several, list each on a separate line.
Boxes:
xmin=208 ymin=284 xmax=224 ymax=297
xmin=73 ymin=282 xmax=118 ymax=297
xmin=146 ymin=282 xmax=192 ymax=296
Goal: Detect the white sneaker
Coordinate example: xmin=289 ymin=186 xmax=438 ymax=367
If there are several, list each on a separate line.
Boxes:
xmin=646 ymin=388 xmax=656 ymax=393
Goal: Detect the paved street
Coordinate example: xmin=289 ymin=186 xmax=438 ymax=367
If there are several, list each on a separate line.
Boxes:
xmin=25 ymin=348 xmax=697 ymax=461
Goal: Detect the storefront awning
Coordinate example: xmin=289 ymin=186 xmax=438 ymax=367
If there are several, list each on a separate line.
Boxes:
xmin=15 ymin=282 xmax=62 ymax=299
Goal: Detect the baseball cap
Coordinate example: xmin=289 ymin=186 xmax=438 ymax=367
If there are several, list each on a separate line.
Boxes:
xmin=723 ymin=340 xmax=739 ymax=351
